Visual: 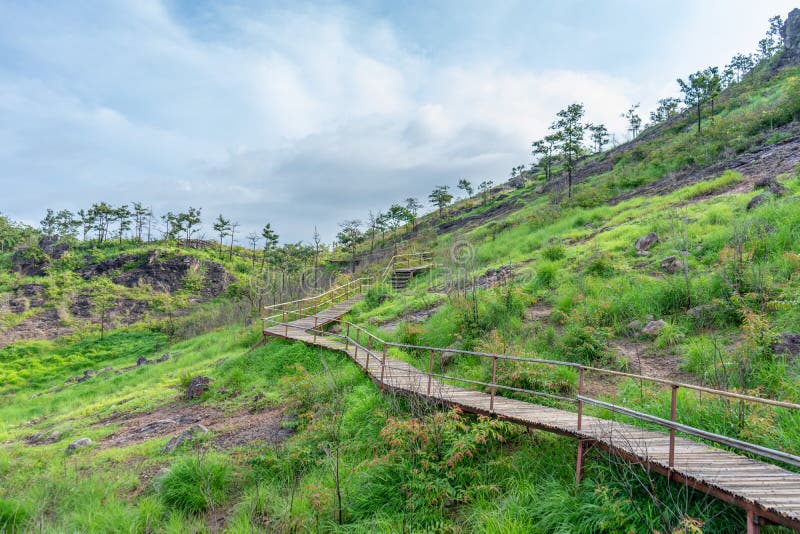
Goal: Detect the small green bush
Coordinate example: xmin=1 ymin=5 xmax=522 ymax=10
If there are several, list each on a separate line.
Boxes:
xmin=533 ymin=262 xmax=558 ymax=290
xmin=157 ymin=456 xmax=232 ymax=515
xmin=362 ymin=283 xmax=391 ymax=310
xmin=655 ymin=321 xmax=686 ymax=349
xmin=560 ymin=324 xmax=610 ymax=363
xmin=542 ymin=245 xmax=565 ymax=261
xmin=584 ymin=253 xmax=615 ymax=278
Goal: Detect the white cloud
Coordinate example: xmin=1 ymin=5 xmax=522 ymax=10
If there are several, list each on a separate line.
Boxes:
xmin=1 ymin=0 xmax=793 ymax=241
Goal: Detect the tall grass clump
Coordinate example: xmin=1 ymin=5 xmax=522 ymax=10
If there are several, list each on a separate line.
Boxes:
xmin=0 ymin=498 xmax=29 ymax=532
xmin=157 ymin=456 xmax=232 ymax=515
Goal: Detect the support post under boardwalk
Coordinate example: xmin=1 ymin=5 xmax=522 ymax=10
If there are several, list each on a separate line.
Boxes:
xmin=380 ymin=344 xmax=387 ymax=386
xmin=576 ymin=440 xmax=587 ymax=485
xmin=313 ymin=316 xmax=318 ymax=344
xmin=669 ymin=385 xmax=678 ymax=471
xmin=427 ymin=350 xmax=434 ymax=396
xmin=747 ymin=510 xmax=761 ymax=534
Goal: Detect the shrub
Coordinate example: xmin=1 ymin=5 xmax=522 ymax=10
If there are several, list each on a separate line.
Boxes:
xmin=542 ymin=245 xmax=565 ymax=261
xmin=560 ymin=324 xmax=610 ymax=363
xmin=157 ymin=456 xmax=232 ymax=515
xmin=655 ymin=321 xmax=686 ymax=349
xmin=584 ymin=253 xmax=615 ymax=278
xmin=397 ymin=321 xmax=423 ymax=346
xmin=532 ymin=262 xmax=558 ymax=290
xmin=362 ymin=283 xmax=391 ymax=310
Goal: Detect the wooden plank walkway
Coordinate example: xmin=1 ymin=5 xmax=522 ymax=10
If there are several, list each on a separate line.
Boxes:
xmin=264 ymin=301 xmax=800 ymax=531
xmin=263 ymin=297 xmax=363 ymax=339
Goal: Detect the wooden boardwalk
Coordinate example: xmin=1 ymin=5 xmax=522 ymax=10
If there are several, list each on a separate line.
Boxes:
xmin=264 ymin=300 xmax=800 ymax=532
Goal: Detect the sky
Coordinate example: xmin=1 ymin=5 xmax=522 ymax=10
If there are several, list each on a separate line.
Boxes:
xmin=1 ymin=0 xmax=796 ymax=243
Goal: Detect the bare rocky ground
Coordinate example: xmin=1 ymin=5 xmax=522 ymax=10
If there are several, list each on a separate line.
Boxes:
xmin=377 ymin=303 xmax=443 ymax=333
xmin=610 ymin=128 xmax=800 ymax=204
xmin=96 ymin=401 xmax=293 ymax=450
xmin=0 ymin=249 xmax=234 ymax=347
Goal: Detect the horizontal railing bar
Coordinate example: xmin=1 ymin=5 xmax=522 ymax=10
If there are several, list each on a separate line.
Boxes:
xmin=266 ymin=313 xmax=800 ymax=412
xmin=378 ymin=343 xmax=800 ymax=411
xmin=263 ymin=277 xmax=371 ymax=312
xmin=383 ymin=341 xmax=582 ymax=368
xmin=578 ymin=396 xmax=800 ymax=468
xmin=429 ymin=372 xmax=575 ymax=403
xmin=578 ymin=367 xmax=800 ymax=410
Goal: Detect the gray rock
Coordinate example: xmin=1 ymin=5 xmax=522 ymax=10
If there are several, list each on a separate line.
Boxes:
xmin=156 ymin=353 xmax=171 ymax=362
xmin=642 ymin=320 xmax=667 ymax=337
xmin=39 ymin=236 xmax=71 ymax=259
xmin=747 ymin=193 xmax=770 ymax=211
xmin=635 ymin=233 xmax=659 ymax=254
xmin=440 ymin=351 xmax=457 ymax=368
xmin=186 ymin=376 xmax=211 ymax=399
xmin=66 ymin=437 xmax=92 ymax=452
xmin=626 ymin=320 xmax=643 ymax=332
xmin=779 ymin=8 xmax=800 ymax=65
xmin=161 ymin=424 xmax=209 ymax=453
xmin=9 ymin=298 xmax=28 ymax=314
xmin=686 ymin=304 xmax=713 ymax=318
xmin=136 ymin=419 xmax=177 ymax=436
xmin=660 ymin=256 xmax=684 ymax=274
xmin=773 ymin=333 xmax=800 ymax=356
xmin=75 ymin=369 xmax=94 ymax=383
xmin=136 ymin=356 xmax=151 ymax=366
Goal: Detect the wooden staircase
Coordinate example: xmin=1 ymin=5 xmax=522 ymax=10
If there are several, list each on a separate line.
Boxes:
xmin=390 ymin=269 xmax=414 ymax=290
xmin=383 ymin=251 xmax=433 ymax=290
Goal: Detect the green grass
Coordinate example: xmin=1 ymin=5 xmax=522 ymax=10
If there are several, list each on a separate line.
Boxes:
xmin=2 ymin=56 xmax=800 ymax=534
xmin=157 ymin=455 xmax=232 ymax=515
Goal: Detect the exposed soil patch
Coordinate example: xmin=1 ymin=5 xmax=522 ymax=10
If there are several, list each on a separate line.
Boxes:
xmin=610 ymin=340 xmax=698 ymax=385
xmin=378 ymin=304 xmax=444 ymax=333
xmin=436 ymin=196 xmax=527 ymax=235
xmin=97 ymin=401 xmax=293 ymax=449
xmin=473 ymin=264 xmax=514 ymax=289
xmin=0 ymin=308 xmax=72 ymax=348
xmin=525 ymin=304 xmax=553 ymax=322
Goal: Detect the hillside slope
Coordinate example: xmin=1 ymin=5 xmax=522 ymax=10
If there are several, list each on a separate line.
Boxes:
xmin=2 ymin=24 xmax=800 ymax=534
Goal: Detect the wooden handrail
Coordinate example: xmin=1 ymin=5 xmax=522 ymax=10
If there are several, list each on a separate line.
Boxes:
xmin=381 ymin=251 xmax=433 ymax=284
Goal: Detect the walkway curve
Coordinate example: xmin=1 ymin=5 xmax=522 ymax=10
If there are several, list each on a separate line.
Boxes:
xmin=263 ymin=295 xmax=800 ymax=533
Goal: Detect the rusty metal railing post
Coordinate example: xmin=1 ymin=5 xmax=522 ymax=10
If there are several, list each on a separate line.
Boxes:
xmin=354 ymin=328 xmax=359 ymax=358
xmin=669 ymin=385 xmax=678 ymax=470
xmin=345 ymin=323 xmax=350 ymax=350
xmin=490 ymin=355 xmax=498 ymax=413
xmin=576 ymin=366 xmax=587 ymax=486
xmin=577 ymin=366 xmax=585 ymax=431
xmin=380 ymin=343 xmax=387 ymax=386
xmin=283 ymin=304 xmax=288 ymax=337
xmin=365 ymin=336 xmax=371 ymax=371
xmin=313 ymin=316 xmax=318 ymax=344
xmin=427 ymin=350 xmax=435 ymax=396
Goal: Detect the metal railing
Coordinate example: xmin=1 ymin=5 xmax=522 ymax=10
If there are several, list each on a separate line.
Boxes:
xmin=262 ymin=277 xmax=372 ymax=336
xmin=381 ymin=251 xmax=434 ymax=284
xmin=263 ymin=304 xmax=800 ymax=470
